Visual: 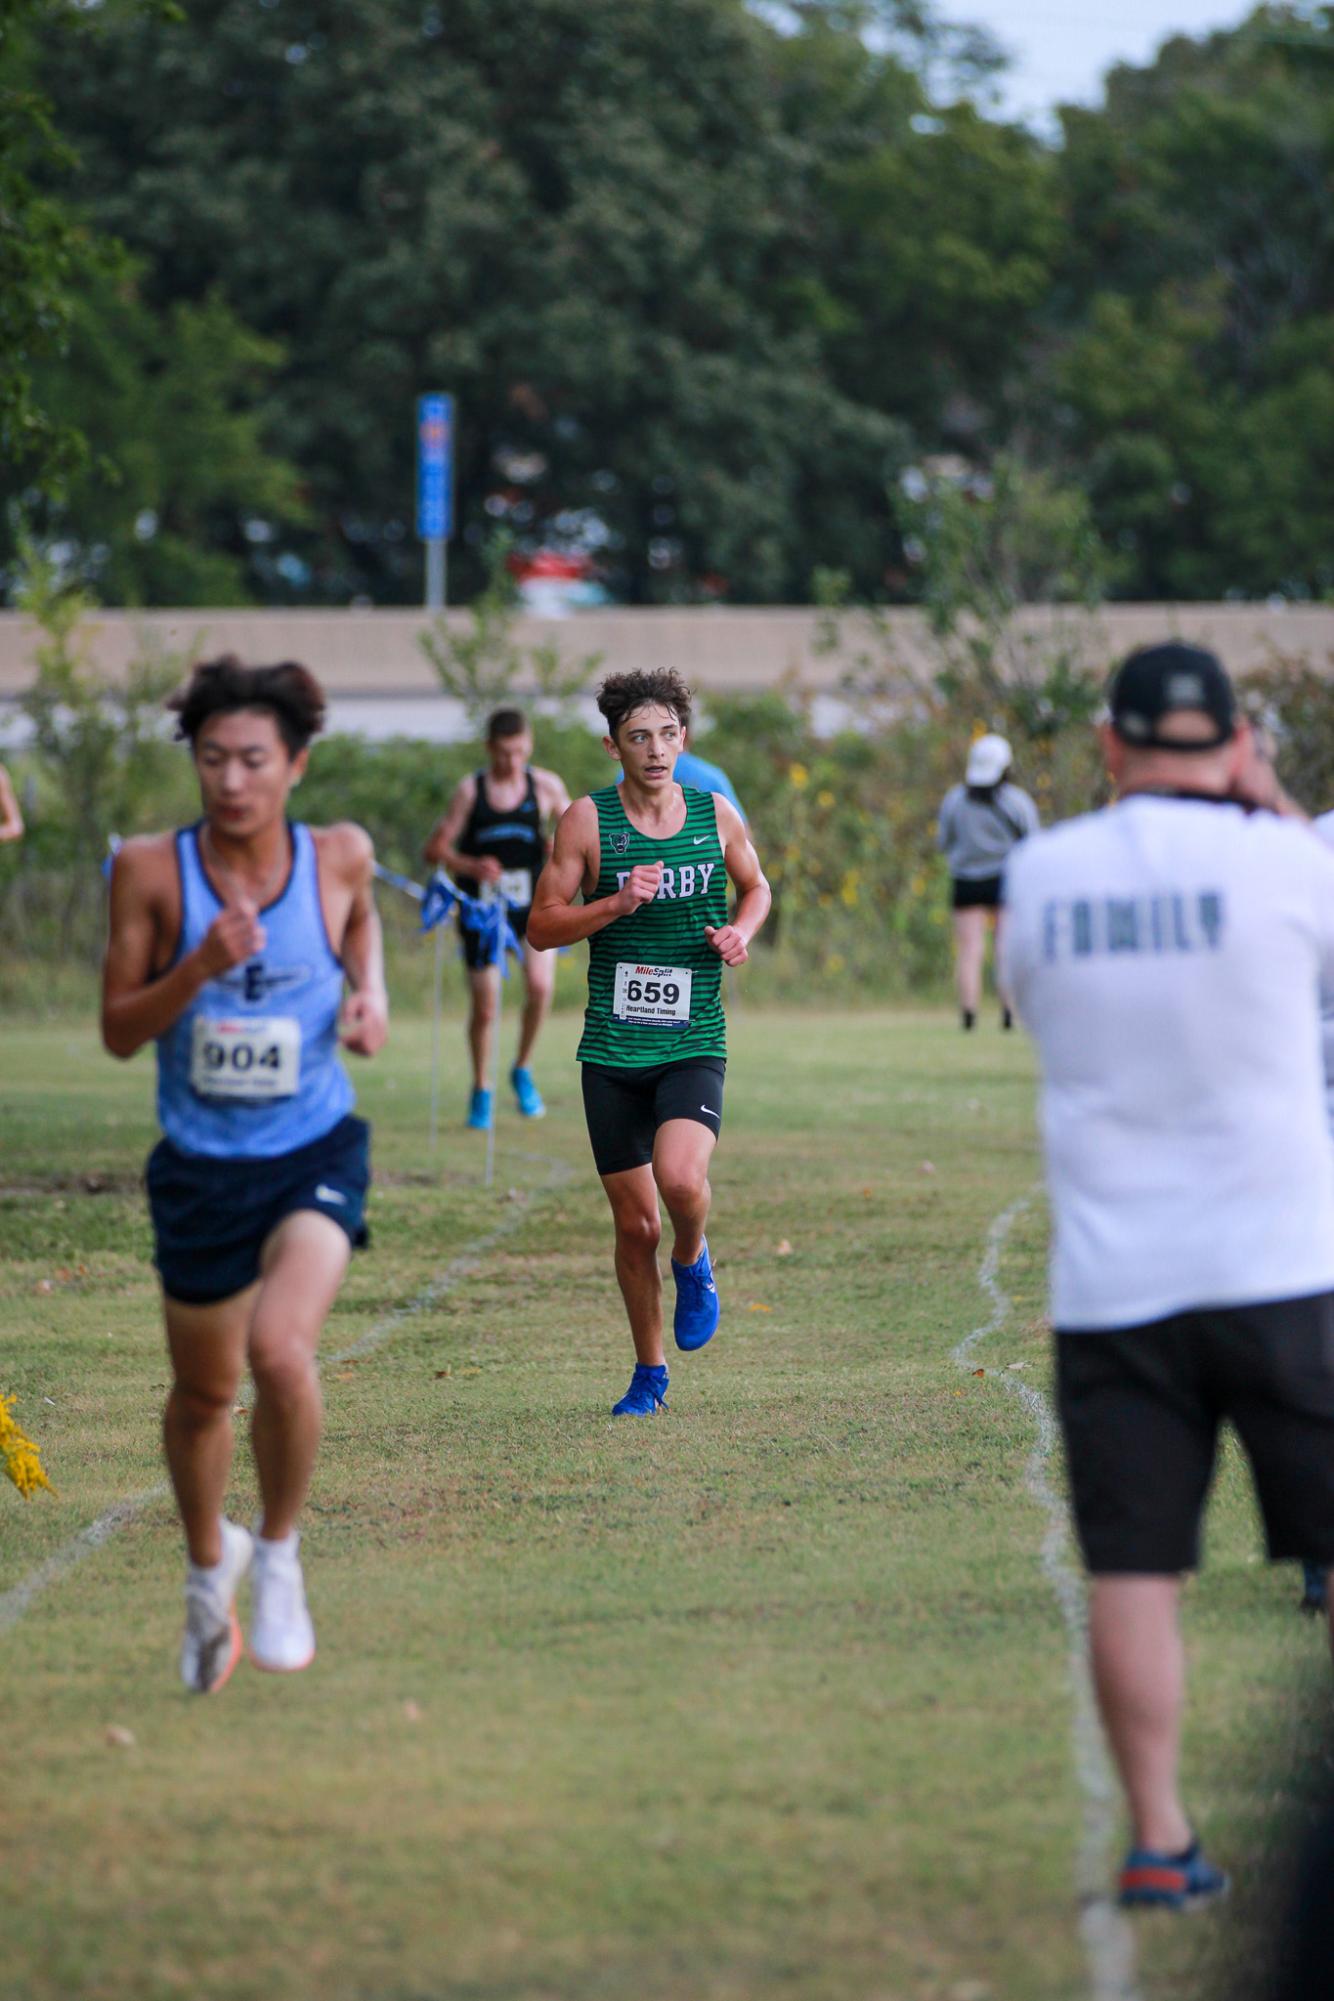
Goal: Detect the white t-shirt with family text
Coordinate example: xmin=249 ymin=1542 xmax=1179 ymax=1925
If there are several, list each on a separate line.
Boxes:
xmin=1003 ymin=795 xmax=1334 ymax=1330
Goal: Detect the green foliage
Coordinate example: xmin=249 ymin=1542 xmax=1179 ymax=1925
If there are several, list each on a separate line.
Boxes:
xmin=1 ymin=546 xmax=191 ymax=963
xmin=1245 ymin=653 xmax=1334 ymax=813
xmin=1052 ymin=5 xmax=1334 ymax=599
xmin=14 ymin=0 xmax=1334 ymax=608
xmin=28 ymin=0 xmax=911 ymax=605
xmin=0 ymin=0 xmax=91 ymax=483
xmin=4 ymin=258 xmax=308 ymax=603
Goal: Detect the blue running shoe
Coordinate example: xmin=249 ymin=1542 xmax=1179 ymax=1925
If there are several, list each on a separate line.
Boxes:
xmin=672 ymin=1238 xmax=720 ymax=1351
xmin=510 ymin=1065 xmax=545 ymax=1118
xmin=1118 ymin=1840 xmax=1229 ymax=1910
xmin=1299 ymin=1561 xmax=1328 ymax=1613
xmin=466 ymin=1086 xmax=493 ymax=1131
xmin=612 ymin=1363 xmax=669 ymax=1416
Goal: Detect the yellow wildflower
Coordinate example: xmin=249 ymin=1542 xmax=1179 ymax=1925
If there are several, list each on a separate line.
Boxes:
xmin=817 ymin=789 xmax=835 ymax=809
xmin=840 ymin=869 xmax=860 ymax=908
xmin=789 ymin=762 xmax=809 ymax=790
xmin=1 ymin=1393 xmax=53 ymax=1500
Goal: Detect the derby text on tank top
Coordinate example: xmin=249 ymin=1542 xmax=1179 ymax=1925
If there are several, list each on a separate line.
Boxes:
xmin=457 ymin=769 xmax=543 ymax=911
xmin=156 ymin=822 xmax=353 ymax=1158
xmin=578 ymin=783 xmax=728 ymax=1068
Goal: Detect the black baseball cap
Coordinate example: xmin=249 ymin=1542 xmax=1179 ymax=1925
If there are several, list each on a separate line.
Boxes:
xmin=1107 ymin=643 xmax=1237 ymax=752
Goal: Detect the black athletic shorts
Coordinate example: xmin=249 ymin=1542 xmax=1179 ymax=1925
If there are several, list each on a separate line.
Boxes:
xmin=146 ymin=1114 xmax=371 ymax=1306
xmin=952 ymin=875 xmax=1003 ymax=910
xmin=1056 ymin=1291 xmax=1334 ymax=1574
xmin=580 ymin=1058 xmax=725 ymax=1177
xmin=460 ymin=904 xmax=530 ymax=971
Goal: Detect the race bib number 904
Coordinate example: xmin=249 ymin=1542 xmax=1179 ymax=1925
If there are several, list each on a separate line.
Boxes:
xmin=612 ymin=962 xmax=692 ymax=1030
xmin=190 ymin=1015 xmax=302 ymax=1099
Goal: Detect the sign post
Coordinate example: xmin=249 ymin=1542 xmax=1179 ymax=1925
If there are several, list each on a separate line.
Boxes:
xmin=416 ymin=393 xmax=454 ymax=611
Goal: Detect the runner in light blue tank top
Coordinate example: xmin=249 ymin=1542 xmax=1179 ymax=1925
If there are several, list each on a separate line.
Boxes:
xmin=157 ymin=821 xmax=352 ymax=1158
xmin=103 ymin=655 xmax=389 ymax=1695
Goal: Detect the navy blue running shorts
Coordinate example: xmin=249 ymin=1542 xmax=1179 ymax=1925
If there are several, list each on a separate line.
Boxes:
xmin=580 ymin=1058 xmax=725 ymax=1177
xmin=146 ymin=1113 xmax=371 ymax=1306
xmin=1056 ymin=1290 xmax=1334 ymax=1573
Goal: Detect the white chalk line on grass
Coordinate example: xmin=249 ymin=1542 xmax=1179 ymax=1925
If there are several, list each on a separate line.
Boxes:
xmin=0 ymin=1149 xmax=573 ymax=1637
xmin=954 ymin=1195 xmax=1143 ymax=2001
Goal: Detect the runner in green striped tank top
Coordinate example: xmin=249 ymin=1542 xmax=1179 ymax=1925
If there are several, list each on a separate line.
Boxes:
xmin=579 ymin=781 xmax=728 ymax=1068
xmin=528 ymin=669 xmax=771 ymax=1418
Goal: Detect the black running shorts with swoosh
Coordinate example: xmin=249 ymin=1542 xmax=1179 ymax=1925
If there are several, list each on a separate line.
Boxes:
xmin=580 ymin=1058 xmax=725 ymax=1177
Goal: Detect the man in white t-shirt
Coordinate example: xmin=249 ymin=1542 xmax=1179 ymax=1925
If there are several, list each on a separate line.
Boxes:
xmin=1003 ymin=642 xmax=1334 ymax=1912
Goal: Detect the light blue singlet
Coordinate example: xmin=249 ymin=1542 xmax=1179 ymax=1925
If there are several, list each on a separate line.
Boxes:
xmin=156 ymin=822 xmax=353 ymax=1159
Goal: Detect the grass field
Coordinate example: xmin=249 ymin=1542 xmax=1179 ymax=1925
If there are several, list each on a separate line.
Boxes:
xmin=1 ymin=1007 xmax=1327 ymax=2001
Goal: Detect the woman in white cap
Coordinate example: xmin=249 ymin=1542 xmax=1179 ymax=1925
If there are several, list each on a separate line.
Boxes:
xmin=936 ymin=733 xmax=1039 ymax=1030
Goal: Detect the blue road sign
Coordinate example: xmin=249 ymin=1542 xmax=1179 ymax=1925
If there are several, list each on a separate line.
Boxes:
xmin=417 ymin=393 xmax=454 ymax=541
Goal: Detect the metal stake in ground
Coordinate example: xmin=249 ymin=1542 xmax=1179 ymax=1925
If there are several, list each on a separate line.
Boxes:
xmin=484 ymin=933 xmax=502 ymax=1190
xmin=429 ymin=924 xmax=445 ymax=1157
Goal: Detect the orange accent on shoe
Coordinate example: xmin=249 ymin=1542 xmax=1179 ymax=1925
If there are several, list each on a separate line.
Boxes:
xmin=1120 ymin=1865 xmax=1187 ymax=1894
xmin=205 ymin=1609 xmax=244 ymax=1695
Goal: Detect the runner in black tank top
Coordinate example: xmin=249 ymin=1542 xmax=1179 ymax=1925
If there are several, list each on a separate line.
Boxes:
xmin=455 ymin=768 xmax=543 ymax=926
xmin=422 ymin=708 xmax=572 ymax=1130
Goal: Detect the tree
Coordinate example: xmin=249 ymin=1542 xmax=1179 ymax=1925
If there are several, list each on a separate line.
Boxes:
xmin=31 ymin=0 xmax=911 ymax=604
xmin=0 ymin=0 xmax=94 ymax=483
xmin=1050 ymin=5 xmax=1334 ymax=598
xmin=4 ymin=255 xmax=308 ymax=603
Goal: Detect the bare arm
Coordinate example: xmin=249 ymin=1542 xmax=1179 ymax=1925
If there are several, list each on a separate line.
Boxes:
xmin=526 ymin=798 xmax=662 ymax=950
xmin=704 ymin=795 xmax=771 ymax=968
xmin=101 ymin=839 xmax=265 ymax=1060
xmin=423 ymin=774 xmax=500 ymax=882
xmin=536 ymin=766 xmax=573 ymax=823
xmin=332 ymin=825 xmax=389 ymax=1056
xmin=0 ymin=765 xmax=23 ymax=842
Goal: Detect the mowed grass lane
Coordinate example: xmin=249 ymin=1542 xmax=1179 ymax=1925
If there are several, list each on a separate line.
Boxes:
xmin=0 ymin=1010 xmax=1324 ymax=2001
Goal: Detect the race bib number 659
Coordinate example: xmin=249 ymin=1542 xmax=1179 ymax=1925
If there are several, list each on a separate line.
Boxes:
xmin=190 ymin=1015 xmax=302 ymax=1099
xmin=612 ymin=962 xmax=692 ymax=1030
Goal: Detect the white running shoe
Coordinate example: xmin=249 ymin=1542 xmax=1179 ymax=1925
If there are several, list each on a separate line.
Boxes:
xmin=249 ymin=1532 xmax=316 ymax=1673
xmin=180 ymin=1518 xmax=253 ymax=1694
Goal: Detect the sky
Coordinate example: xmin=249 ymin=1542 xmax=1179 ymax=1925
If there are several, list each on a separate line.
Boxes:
xmin=936 ymin=0 xmax=1255 ymax=121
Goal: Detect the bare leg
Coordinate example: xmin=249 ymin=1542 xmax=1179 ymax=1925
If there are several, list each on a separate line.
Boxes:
xmin=1089 ymin=1574 xmax=1193 ymax=1853
xmin=248 ymin=1210 xmax=351 ymax=1542
xmin=467 ymin=964 xmax=500 ymax=1091
xmin=515 ymin=941 xmax=555 ymax=1071
xmin=600 ymin=1164 xmax=664 ymax=1366
xmin=991 ymin=907 xmax=1013 ymax=1017
xmin=162 ymin=1286 xmax=254 ymax=1567
xmin=653 ymin=1117 xmax=717 ymax=1268
xmin=953 ymin=907 xmax=987 ymax=1018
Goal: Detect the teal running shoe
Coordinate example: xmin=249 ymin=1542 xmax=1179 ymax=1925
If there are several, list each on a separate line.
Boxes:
xmin=672 ymin=1238 xmax=720 ymax=1351
xmin=466 ymin=1086 xmax=493 ymax=1131
xmin=510 ymin=1065 xmax=545 ymax=1118
xmin=611 ymin=1364 xmax=669 ymax=1416
xmin=1118 ymin=1840 xmax=1229 ymax=1910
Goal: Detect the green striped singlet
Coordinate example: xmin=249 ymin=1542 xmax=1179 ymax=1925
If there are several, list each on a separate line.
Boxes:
xmin=577 ymin=783 xmax=728 ymax=1068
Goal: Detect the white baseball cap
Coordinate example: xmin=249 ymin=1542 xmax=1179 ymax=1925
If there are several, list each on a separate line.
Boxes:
xmin=966 ymin=733 xmax=1012 ymax=786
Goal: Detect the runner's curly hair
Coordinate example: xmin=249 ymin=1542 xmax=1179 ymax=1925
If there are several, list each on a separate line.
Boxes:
xmin=168 ymin=656 xmax=327 ymax=756
xmin=596 ymin=668 xmax=692 ymax=740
